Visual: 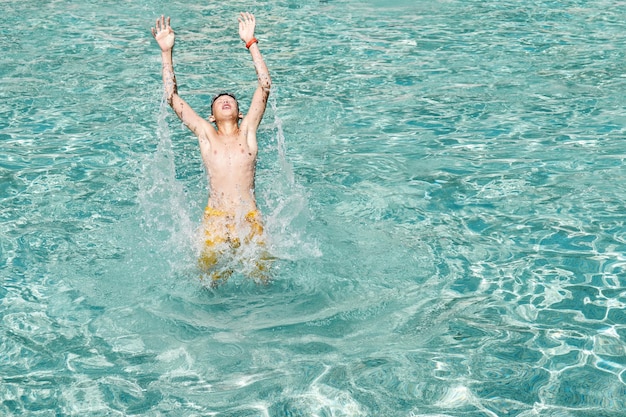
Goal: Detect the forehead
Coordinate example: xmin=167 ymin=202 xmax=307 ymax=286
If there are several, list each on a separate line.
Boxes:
xmin=212 ymin=94 xmax=237 ymax=104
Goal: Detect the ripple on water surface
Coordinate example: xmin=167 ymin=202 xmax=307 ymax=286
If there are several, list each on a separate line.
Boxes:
xmin=2 ymin=0 xmax=626 ymax=416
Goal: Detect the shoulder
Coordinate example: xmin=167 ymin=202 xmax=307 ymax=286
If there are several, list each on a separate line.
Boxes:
xmin=197 ymin=121 xmax=218 ymax=145
xmin=199 ymin=119 xmax=217 ymax=137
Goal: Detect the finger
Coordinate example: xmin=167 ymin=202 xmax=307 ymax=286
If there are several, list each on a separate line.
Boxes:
xmin=166 ymin=16 xmax=171 ymax=29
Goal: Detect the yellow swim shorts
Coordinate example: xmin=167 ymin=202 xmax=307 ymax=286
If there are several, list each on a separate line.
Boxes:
xmin=201 ymin=206 xmax=264 ymax=248
xmin=198 ymin=207 xmax=269 ymax=283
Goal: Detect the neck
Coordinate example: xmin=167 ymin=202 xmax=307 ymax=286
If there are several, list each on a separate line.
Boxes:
xmin=215 ymin=119 xmax=240 ymax=135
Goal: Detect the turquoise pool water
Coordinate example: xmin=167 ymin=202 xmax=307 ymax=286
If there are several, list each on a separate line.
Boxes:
xmin=2 ymin=0 xmax=625 ymax=415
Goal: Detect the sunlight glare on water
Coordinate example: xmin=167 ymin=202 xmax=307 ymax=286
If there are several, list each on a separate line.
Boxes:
xmin=1 ymin=0 xmax=625 ymax=416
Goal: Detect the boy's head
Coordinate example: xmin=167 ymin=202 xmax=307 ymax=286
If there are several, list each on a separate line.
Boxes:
xmin=210 ymin=92 xmax=239 ymax=114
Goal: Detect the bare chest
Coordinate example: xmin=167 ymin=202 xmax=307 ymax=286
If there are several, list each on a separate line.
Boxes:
xmin=206 ymin=138 xmax=256 ymax=172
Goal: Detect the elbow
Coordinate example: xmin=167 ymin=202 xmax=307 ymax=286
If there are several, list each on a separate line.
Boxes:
xmin=261 ymin=76 xmax=272 ymax=94
xmin=165 ymin=86 xmax=178 ymax=107
xmin=258 ymin=71 xmax=271 ymax=93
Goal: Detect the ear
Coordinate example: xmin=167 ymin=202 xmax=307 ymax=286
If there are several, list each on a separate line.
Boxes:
xmin=238 ymin=112 xmax=243 ymax=120
xmin=209 ymin=115 xmax=216 ymax=123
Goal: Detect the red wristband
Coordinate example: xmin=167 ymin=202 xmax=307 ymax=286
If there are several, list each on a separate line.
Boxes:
xmin=245 ymin=37 xmax=258 ymax=49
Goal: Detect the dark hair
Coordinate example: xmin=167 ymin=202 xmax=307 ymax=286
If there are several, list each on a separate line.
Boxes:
xmin=211 ymin=92 xmax=239 ymax=114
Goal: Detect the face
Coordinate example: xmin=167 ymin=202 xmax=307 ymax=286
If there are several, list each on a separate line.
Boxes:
xmin=211 ymin=94 xmax=239 ymax=116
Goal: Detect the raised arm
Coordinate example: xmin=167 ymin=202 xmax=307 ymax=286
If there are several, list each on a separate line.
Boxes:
xmin=151 ymin=16 xmax=211 ymax=138
xmin=238 ymin=13 xmax=272 ymax=138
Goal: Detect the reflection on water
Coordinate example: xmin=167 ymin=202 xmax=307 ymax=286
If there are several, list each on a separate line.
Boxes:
xmin=1 ymin=0 xmax=625 ymax=415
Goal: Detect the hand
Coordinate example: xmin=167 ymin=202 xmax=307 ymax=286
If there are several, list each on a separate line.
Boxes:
xmin=152 ymin=15 xmax=175 ymax=52
xmin=238 ymin=12 xmax=256 ymax=44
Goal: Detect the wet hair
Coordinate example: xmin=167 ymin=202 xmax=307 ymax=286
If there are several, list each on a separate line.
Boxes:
xmin=210 ymin=92 xmax=239 ymax=114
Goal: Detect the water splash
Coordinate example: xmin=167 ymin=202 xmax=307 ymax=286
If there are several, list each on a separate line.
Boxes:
xmin=137 ymin=98 xmax=197 ymax=271
xmin=137 ymin=93 xmax=318 ymax=285
xmin=196 ymin=93 xmax=321 ymax=286
xmin=260 ymin=94 xmax=321 ymax=262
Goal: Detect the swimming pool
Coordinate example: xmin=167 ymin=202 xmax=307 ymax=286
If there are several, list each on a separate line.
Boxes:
xmin=1 ymin=0 xmax=625 ymax=415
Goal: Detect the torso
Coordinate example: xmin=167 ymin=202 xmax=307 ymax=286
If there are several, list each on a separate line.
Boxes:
xmin=199 ymin=127 xmax=258 ymax=214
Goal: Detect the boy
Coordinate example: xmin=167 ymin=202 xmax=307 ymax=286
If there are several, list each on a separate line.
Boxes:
xmin=152 ymin=13 xmax=272 ymax=283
